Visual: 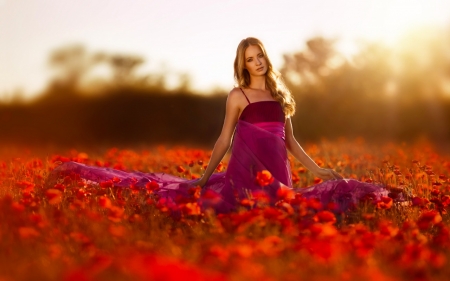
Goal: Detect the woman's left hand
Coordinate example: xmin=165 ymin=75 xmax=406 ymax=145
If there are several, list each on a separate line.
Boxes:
xmin=315 ymin=168 xmax=343 ymax=181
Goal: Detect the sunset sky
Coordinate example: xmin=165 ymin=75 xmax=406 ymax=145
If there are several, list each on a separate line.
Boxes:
xmin=0 ymin=0 xmax=449 ymax=100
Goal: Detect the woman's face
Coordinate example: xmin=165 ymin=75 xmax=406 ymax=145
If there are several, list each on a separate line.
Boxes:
xmin=244 ymin=45 xmax=267 ymax=76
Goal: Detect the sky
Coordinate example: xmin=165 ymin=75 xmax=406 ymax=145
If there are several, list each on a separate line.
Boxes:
xmin=0 ymin=0 xmax=449 ymax=100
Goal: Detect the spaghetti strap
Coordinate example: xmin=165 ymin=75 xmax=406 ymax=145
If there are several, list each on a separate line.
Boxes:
xmin=239 ymin=88 xmax=251 ymax=104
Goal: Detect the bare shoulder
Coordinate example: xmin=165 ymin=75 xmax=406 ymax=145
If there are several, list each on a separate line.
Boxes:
xmin=228 ymin=87 xmax=243 ymax=99
xmin=227 ymin=87 xmax=246 ymax=107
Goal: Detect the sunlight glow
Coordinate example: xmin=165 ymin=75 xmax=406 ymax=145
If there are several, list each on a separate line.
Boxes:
xmin=441 ymin=78 xmax=450 ymax=97
xmin=384 ymin=80 xmax=398 ymax=97
xmin=0 ymin=0 xmax=448 ymax=99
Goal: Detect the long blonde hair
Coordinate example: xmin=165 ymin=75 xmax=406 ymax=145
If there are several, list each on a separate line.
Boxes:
xmin=233 ymin=37 xmax=296 ymax=117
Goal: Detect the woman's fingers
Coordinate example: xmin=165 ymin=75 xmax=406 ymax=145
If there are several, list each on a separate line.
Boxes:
xmin=327 ymin=169 xmax=343 ymax=180
xmin=333 ymin=170 xmax=343 ymax=180
xmin=317 ymin=169 xmax=343 ymax=181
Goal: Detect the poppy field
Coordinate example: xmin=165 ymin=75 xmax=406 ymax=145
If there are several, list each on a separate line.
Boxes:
xmin=0 ymin=139 xmax=449 ymax=281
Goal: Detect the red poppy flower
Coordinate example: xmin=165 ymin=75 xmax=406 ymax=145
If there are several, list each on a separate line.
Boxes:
xmin=98 ymin=196 xmax=112 ymax=209
xmin=15 ymin=180 xmax=35 ymax=191
xmin=313 ymin=177 xmax=323 ymax=184
xmin=417 ymin=210 xmax=442 ymax=230
xmin=100 ymin=180 xmax=114 ymax=188
xmin=145 ymin=180 xmax=160 ymax=192
xmin=376 ymin=196 xmax=393 ymax=209
xmin=45 ymin=189 xmax=63 ymax=205
xmin=276 ymin=186 xmax=294 ymax=201
xmin=240 ymin=198 xmax=255 ymax=208
xmin=314 ymin=210 xmax=337 ymax=224
xmin=200 ymin=189 xmax=221 ymax=205
xmin=53 ymin=183 xmax=65 ymax=192
xmin=177 ymin=165 xmax=185 ymax=173
xmin=182 ymin=202 xmax=201 ymax=215
xmin=112 ymin=176 xmax=121 ymax=183
xmin=18 ymin=227 xmax=40 ymax=239
xmin=255 ymin=170 xmax=274 ymax=187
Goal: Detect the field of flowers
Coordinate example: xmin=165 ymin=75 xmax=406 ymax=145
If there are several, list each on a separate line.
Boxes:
xmin=0 ymin=139 xmax=449 ymax=281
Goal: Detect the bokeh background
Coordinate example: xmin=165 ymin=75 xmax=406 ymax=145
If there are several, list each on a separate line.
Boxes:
xmin=1 ymin=0 xmax=450 ymax=148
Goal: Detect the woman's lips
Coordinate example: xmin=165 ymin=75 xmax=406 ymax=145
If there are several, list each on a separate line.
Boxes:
xmin=257 ymin=66 xmax=264 ymax=71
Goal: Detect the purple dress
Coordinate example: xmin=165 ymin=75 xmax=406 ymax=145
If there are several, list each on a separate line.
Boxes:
xmin=48 ymin=88 xmax=388 ymax=213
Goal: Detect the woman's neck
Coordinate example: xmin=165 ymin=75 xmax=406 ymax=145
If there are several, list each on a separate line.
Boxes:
xmin=248 ymin=76 xmax=266 ymax=90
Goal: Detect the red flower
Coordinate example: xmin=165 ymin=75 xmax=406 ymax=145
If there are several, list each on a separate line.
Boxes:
xmin=109 ymin=225 xmax=126 ymax=237
xmin=112 ymin=176 xmax=121 ymax=183
xmin=100 ymin=180 xmax=114 ymax=188
xmin=63 ymin=176 xmax=72 ymax=184
xmin=240 ymin=198 xmax=255 ymax=208
xmin=45 ymin=189 xmax=63 ymax=205
xmin=216 ymin=162 xmax=224 ymax=172
xmin=431 ymin=189 xmax=441 ymax=196
xmin=276 ymin=186 xmax=294 ymax=201
xmin=313 ymin=177 xmax=323 ymax=184
xmin=145 ymin=180 xmax=160 ymax=192
xmin=108 ymin=206 xmax=125 ymax=222
xmin=314 ymin=210 xmax=337 ymax=224
xmin=441 ymin=195 xmax=450 ymax=207
xmin=412 ymin=197 xmax=430 ymax=207
xmin=200 ymin=189 xmax=222 ymax=205
xmin=18 ymin=227 xmax=40 ymax=239
xmin=376 ymin=196 xmax=393 ymax=209
xmin=98 ymin=196 xmax=112 ymax=209
xmin=255 ymin=170 xmax=274 ymax=187
xmin=362 ymin=213 xmax=375 ymax=221
xmin=75 ymin=189 xmax=87 ymax=200
xmin=53 ymin=183 xmax=65 ymax=192
xmin=11 ymin=202 xmax=25 ymax=213
xmin=307 ymin=198 xmax=323 ymax=211
xmin=177 ymin=165 xmax=185 ymax=173
xmin=417 ymin=210 xmax=442 ymax=230
xmin=182 ymin=202 xmax=201 ymax=215
xmin=15 ymin=180 xmax=35 ymax=191
xmin=252 ymin=190 xmax=271 ymax=205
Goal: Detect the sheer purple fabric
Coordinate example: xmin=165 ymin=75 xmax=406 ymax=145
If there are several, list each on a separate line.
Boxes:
xmin=48 ymin=118 xmax=292 ymax=214
xmin=297 ymin=179 xmax=389 ymax=213
xmin=48 ymin=100 xmax=390 ymax=214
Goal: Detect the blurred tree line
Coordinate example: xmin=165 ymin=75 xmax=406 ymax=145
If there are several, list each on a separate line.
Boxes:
xmin=1 ymin=27 xmax=449 ymax=147
xmin=281 ymin=27 xmax=450 ymax=143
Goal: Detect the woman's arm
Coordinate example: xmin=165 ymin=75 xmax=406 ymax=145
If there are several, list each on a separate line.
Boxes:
xmin=191 ymin=89 xmax=243 ymax=187
xmin=285 ymin=117 xmax=343 ymax=181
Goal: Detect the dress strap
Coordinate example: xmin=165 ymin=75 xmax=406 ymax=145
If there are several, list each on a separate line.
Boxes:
xmin=239 ymin=88 xmax=251 ymax=104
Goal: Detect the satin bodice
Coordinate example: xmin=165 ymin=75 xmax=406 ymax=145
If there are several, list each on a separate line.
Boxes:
xmin=239 ymin=101 xmax=286 ymax=140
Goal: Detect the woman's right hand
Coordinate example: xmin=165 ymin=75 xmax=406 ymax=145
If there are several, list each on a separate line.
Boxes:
xmin=314 ymin=168 xmax=343 ymax=181
xmin=190 ymin=177 xmax=207 ymax=188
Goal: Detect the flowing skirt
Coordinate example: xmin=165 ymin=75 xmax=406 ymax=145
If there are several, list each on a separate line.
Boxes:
xmin=48 ymin=120 xmax=389 ymax=214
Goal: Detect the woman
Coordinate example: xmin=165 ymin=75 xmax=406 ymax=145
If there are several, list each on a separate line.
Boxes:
xmin=191 ymin=37 xmax=342 ymax=189
xmin=49 ymin=37 xmax=388 ymax=214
